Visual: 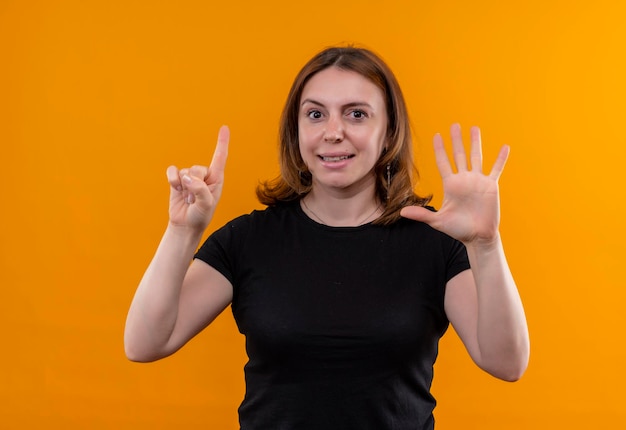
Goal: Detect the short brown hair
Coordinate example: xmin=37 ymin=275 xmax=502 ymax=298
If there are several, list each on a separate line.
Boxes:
xmin=256 ymin=46 xmax=430 ymax=224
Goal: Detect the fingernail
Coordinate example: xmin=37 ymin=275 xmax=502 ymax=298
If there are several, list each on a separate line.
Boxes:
xmin=182 ymin=175 xmax=192 ymax=184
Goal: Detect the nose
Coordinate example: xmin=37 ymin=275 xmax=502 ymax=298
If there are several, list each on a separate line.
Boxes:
xmin=323 ymin=116 xmax=344 ymax=143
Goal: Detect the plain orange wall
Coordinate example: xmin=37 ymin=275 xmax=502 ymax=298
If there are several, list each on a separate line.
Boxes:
xmin=2 ymin=0 xmax=625 ymax=428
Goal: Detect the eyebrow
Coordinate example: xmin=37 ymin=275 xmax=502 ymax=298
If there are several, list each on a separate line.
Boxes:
xmin=300 ymin=98 xmax=374 ymax=109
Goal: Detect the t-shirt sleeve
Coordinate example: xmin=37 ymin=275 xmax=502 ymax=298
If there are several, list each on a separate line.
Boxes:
xmin=423 ymin=206 xmax=471 ymax=282
xmin=444 ymin=237 xmax=471 ymax=282
xmin=194 ymin=215 xmax=249 ymax=285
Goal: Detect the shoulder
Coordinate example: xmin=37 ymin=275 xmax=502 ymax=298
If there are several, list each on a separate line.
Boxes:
xmin=386 ymin=207 xmax=440 ymax=236
xmin=211 ymin=202 xmax=299 ymax=237
xmin=239 ymin=201 xmax=298 ymax=224
xmin=387 ymin=211 xmax=467 ymax=257
xmin=196 ymin=203 xmax=297 ymax=266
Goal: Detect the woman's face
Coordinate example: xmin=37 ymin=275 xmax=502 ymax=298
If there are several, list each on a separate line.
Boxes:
xmin=298 ymin=67 xmax=388 ymax=196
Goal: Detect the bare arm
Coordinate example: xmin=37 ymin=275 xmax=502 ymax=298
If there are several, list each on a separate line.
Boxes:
xmin=124 ymin=227 xmax=233 ymax=362
xmin=124 ymin=126 xmax=232 ymax=362
xmin=445 ymin=239 xmax=529 ymax=381
xmin=401 ymin=124 xmax=529 ymax=381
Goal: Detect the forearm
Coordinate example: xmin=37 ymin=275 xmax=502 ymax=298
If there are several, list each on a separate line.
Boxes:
xmin=124 ymin=224 xmax=204 ymax=361
xmin=466 ymin=236 xmax=530 ymax=380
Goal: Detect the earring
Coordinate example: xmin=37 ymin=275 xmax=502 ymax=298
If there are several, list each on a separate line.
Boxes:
xmin=298 ymin=169 xmax=311 ymax=193
xmin=386 ymin=163 xmax=391 ymax=200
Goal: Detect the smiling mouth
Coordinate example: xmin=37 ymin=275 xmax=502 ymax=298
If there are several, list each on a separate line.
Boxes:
xmin=319 ymin=155 xmax=354 ymax=162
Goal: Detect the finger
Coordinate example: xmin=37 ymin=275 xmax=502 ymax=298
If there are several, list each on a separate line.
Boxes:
xmin=189 ymin=165 xmax=209 ymax=181
xmin=207 ymin=125 xmax=230 ymax=184
xmin=433 ymin=133 xmax=453 ymax=178
xmin=489 ymin=145 xmax=510 ymax=180
xmin=450 ymin=123 xmax=468 ymax=172
xmin=400 ymin=205 xmax=437 ymax=224
xmin=181 ymin=173 xmax=209 ymax=204
xmin=470 ymin=126 xmax=483 ymax=173
xmin=166 ymin=165 xmax=182 ymax=191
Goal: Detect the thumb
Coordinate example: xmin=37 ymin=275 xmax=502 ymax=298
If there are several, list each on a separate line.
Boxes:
xmin=400 ymin=205 xmax=437 ymax=224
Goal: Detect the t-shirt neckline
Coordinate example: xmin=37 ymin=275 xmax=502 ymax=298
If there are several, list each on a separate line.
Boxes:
xmin=293 ymin=199 xmax=379 ymax=232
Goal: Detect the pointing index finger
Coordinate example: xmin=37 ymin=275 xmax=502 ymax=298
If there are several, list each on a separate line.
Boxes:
xmin=208 ymin=125 xmax=230 ymax=181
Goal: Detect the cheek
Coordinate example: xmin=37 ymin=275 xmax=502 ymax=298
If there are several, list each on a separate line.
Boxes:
xmin=372 ymin=125 xmax=389 ymax=153
xmin=297 ymin=136 xmax=314 ymax=166
xmin=355 ymin=128 xmax=387 ymax=152
xmin=298 ymin=124 xmax=320 ymax=151
xmin=298 ymin=121 xmax=321 ymax=140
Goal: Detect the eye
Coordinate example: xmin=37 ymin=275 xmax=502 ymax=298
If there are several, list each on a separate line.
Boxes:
xmin=307 ymin=110 xmax=323 ymax=120
xmin=349 ymin=110 xmax=368 ymax=120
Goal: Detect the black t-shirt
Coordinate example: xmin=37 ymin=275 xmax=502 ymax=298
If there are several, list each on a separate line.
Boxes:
xmin=195 ymin=201 xmax=470 ymax=430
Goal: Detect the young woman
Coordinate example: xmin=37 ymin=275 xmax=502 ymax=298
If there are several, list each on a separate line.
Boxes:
xmin=124 ymin=46 xmax=529 ymax=429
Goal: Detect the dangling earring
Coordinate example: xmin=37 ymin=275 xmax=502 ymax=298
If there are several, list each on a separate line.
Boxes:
xmin=298 ymin=169 xmax=311 ymax=194
xmin=386 ymin=163 xmax=391 ymax=200
xmin=298 ymin=170 xmax=306 ymax=194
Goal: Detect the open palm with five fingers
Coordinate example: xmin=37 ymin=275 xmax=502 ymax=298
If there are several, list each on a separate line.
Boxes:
xmin=166 ymin=125 xmax=230 ymax=232
xmin=400 ymin=123 xmax=509 ymax=246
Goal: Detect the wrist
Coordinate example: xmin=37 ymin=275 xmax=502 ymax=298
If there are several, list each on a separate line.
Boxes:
xmin=165 ymin=222 xmax=206 ymax=243
xmin=464 ymin=232 xmax=503 ymax=254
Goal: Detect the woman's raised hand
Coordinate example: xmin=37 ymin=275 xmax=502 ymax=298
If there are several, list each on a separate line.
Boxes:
xmin=166 ymin=125 xmax=230 ymax=231
xmin=400 ymin=124 xmax=509 ymax=246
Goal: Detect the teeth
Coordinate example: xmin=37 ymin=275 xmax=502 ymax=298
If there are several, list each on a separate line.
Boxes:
xmin=321 ymin=155 xmax=350 ymax=162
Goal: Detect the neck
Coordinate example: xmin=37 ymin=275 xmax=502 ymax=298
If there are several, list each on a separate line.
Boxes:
xmin=301 ymin=190 xmax=382 ymax=227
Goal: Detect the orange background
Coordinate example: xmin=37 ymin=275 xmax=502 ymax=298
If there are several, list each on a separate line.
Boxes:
xmin=2 ymin=0 xmax=625 ymax=428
